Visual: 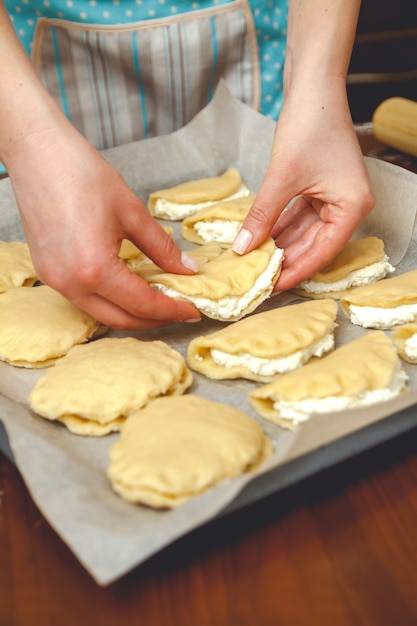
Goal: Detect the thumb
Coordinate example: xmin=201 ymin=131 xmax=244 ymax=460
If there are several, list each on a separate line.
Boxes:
xmin=232 ymin=176 xmax=292 ymax=254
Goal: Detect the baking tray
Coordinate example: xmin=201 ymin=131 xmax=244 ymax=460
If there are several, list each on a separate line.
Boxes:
xmin=1 ymin=82 xmax=417 ymax=584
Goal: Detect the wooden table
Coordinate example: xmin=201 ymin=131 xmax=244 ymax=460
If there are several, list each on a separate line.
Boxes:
xmin=2 ymin=426 xmax=417 ymax=625
xmin=2 ymin=132 xmax=417 ymax=626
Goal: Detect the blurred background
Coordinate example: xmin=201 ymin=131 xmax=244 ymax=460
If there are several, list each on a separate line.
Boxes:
xmin=348 ymin=0 xmax=417 ymax=122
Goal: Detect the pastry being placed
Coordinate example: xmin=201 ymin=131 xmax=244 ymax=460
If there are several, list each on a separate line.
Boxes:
xmin=0 ymin=240 xmax=37 ymax=293
xmin=249 ymin=331 xmax=408 ymax=430
xmin=147 ymin=168 xmax=251 ymax=221
xmin=187 ymin=299 xmax=338 ymax=382
xmin=29 ymin=337 xmax=193 ymax=436
xmin=293 ymin=237 xmax=394 ymax=299
xmin=340 ymin=269 xmax=417 ymax=329
xmin=134 ymin=238 xmax=284 ymax=321
xmin=180 ymin=194 xmax=256 ymax=247
xmin=393 ymin=323 xmax=417 ymax=363
xmin=0 ymin=285 xmax=101 ymax=368
xmin=107 ymin=394 xmax=272 ymax=508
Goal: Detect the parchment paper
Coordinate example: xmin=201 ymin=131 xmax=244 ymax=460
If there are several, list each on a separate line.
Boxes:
xmin=1 ymin=81 xmax=417 ymax=585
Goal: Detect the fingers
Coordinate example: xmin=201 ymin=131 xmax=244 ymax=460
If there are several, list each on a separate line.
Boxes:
xmin=271 ymin=186 xmax=374 ymax=291
xmin=71 ymin=276 xmax=201 ymax=331
xmin=273 ymin=199 xmax=321 ymax=248
xmin=41 ymin=247 xmax=201 ymax=330
xmin=67 ymin=293 xmax=176 ymax=331
xmin=278 ymin=219 xmax=324 ymax=270
xmin=93 ymin=261 xmax=201 ymax=326
xmin=49 ymin=267 xmax=201 ymax=331
xmin=274 ymin=218 xmax=357 ymax=292
xmin=69 ymin=292 xmax=199 ymax=332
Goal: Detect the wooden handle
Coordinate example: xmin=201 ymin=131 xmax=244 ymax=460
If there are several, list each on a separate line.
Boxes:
xmin=372 ymin=97 xmax=417 ymax=157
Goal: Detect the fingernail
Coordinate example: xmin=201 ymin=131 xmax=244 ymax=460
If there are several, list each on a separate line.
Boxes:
xmin=232 ymin=228 xmax=253 ymax=254
xmin=185 ymin=317 xmax=201 ymax=323
xmin=181 ymin=251 xmax=199 ymax=272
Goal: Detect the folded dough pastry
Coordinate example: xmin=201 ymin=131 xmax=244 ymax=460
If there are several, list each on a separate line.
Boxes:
xmin=180 ymin=194 xmax=256 ymax=247
xmin=134 ymin=238 xmax=284 ymax=321
xmin=0 ymin=285 xmax=101 ymax=368
xmin=107 ymin=394 xmax=272 ymax=508
xmin=393 ymin=323 xmax=417 ymax=363
xmin=0 ymin=240 xmax=37 ymax=293
xmin=29 ymin=337 xmax=193 ymax=436
xmin=147 ymin=168 xmax=251 ymax=220
xmin=293 ymin=237 xmax=394 ymax=299
xmin=187 ymin=299 xmax=338 ymax=382
xmin=340 ymin=270 xmax=417 ymax=329
xmin=249 ymin=331 xmax=408 ymax=430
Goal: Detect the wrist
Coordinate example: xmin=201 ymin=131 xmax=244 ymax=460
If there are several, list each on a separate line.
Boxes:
xmin=283 ymin=73 xmax=351 ymax=125
xmin=285 ymin=0 xmax=360 ymax=98
xmin=0 ymin=89 xmax=58 ymax=165
xmin=284 ymin=50 xmax=352 ymax=102
xmin=0 ymin=87 xmax=78 ymax=181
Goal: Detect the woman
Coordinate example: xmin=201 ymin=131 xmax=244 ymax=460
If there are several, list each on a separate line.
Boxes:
xmin=0 ymin=0 xmax=374 ymax=329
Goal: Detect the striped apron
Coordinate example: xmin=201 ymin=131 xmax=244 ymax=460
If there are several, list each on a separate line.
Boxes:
xmin=6 ymin=0 xmax=288 ymax=151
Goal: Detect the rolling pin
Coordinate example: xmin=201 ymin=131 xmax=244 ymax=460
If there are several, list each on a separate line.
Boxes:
xmin=372 ymin=97 xmax=417 ymax=157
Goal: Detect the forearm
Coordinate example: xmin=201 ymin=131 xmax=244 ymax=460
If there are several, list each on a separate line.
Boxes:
xmin=285 ymin=0 xmax=361 ymax=95
xmin=0 ymin=2 xmax=69 ymax=169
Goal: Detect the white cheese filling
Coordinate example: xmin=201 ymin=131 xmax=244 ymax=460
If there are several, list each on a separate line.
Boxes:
xmin=153 ymin=185 xmax=251 ymax=220
xmin=348 ymin=302 xmax=417 ymax=328
xmin=153 ymin=247 xmax=284 ymax=320
xmin=405 ymin=333 xmax=417 ymax=361
xmin=194 ymin=220 xmax=242 ymax=245
xmin=298 ymin=257 xmax=394 ymax=294
xmin=210 ymin=329 xmax=335 ymax=377
xmin=275 ymin=367 xmax=408 ymax=426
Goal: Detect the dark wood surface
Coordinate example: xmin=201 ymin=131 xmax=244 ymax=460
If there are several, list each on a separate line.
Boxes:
xmin=2 ymin=133 xmax=417 ymax=625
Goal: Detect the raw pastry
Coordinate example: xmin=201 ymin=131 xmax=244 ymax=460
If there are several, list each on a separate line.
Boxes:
xmin=29 ymin=337 xmax=193 ymax=436
xmin=293 ymin=237 xmax=394 ymax=299
xmin=393 ymin=323 xmax=417 ymax=363
xmin=107 ymin=394 xmax=273 ymax=508
xmin=0 ymin=240 xmax=37 ymax=293
xmin=187 ymin=299 xmax=338 ymax=382
xmin=340 ymin=269 xmax=417 ymax=329
xmin=180 ymin=194 xmax=256 ymax=247
xmin=147 ymin=168 xmax=251 ymax=220
xmin=134 ymin=238 xmax=284 ymax=321
xmin=0 ymin=285 xmax=101 ymax=368
xmin=249 ymin=331 xmax=408 ymax=430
